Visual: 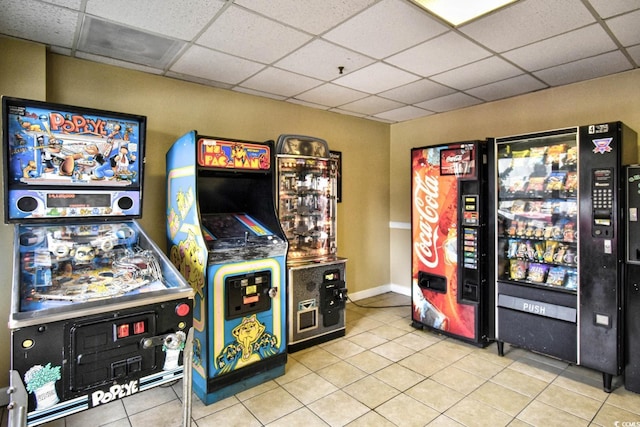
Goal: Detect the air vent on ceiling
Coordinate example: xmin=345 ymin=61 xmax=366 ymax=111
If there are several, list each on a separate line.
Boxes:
xmin=77 ymin=15 xmax=184 ymax=69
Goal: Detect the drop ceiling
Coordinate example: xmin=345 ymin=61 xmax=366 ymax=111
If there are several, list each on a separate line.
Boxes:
xmin=0 ymin=0 xmax=638 ymax=123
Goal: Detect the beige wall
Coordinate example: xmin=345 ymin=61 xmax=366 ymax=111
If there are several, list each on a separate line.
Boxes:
xmin=0 ymin=38 xmax=47 ymax=390
xmin=389 ymin=68 xmax=640 ymax=292
xmin=0 ymin=37 xmax=390 ymax=388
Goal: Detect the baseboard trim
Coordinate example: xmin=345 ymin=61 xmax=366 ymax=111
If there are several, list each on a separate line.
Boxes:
xmin=347 ymin=283 xmax=410 ymax=302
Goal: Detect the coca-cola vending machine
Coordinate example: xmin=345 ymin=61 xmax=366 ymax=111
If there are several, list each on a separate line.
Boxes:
xmin=411 ymin=141 xmax=493 ymax=346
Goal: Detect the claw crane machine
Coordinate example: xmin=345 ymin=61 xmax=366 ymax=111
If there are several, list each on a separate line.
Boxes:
xmin=166 ymin=131 xmax=288 ymax=404
xmin=275 ymin=134 xmax=347 ymax=352
xmin=2 ymin=97 xmax=193 ymax=426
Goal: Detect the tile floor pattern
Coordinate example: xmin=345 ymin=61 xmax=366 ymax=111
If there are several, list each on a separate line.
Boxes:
xmin=3 ymin=292 xmax=640 ymax=427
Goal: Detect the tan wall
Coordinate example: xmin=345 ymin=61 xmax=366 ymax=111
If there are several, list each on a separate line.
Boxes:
xmin=0 ymin=38 xmax=47 ymax=389
xmin=389 ymin=68 xmax=640 ymax=292
xmin=0 ymin=37 xmax=390 ymax=388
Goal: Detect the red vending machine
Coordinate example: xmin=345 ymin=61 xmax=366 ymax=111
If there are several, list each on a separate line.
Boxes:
xmin=411 ymin=141 xmax=493 ymax=346
xmin=490 ymin=123 xmax=637 ymax=392
xmin=2 ymin=97 xmax=193 ymax=426
xmin=275 ymin=135 xmax=347 ymax=352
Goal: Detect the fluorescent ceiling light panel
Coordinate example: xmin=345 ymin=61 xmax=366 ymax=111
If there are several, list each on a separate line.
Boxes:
xmin=413 ymin=0 xmax=518 ymax=26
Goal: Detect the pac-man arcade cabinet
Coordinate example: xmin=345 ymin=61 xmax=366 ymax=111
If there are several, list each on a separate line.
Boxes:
xmin=166 ymin=131 xmax=287 ymax=404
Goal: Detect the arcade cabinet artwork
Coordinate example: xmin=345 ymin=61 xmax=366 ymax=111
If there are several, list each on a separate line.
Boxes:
xmin=166 ymin=131 xmax=287 ymax=404
xmin=2 ymin=97 xmax=193 ymax=426
xmin=275 ymin=135 xmax=347 ymax=352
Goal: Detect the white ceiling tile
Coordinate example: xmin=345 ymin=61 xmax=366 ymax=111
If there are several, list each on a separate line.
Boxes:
xmin=240 ymin=67 xmax=323 ymax=97
xmin=503 ymin=24 xmax=618 ymax=71
xmin=416 ymin=93 xmax=483 ymax=113
xmin=587 ymin=0 xmax=639 ymax=19
xmin=460 ymin=0 xmax=595 ymax=52
xmin=76 ymin=51 xmax=164 ymax=75
xmin=275 ymin=39 xmax=375 ymax=80
xmin=234 ymin=0 xmax=376 ymax=35
xmin=386 ymin=32 xmax=492 ymax=77
xmin=628 ymin=44 xmax=640 ymax=65
xmin=606 ymin=9 xmax=640 ymax=47
xmin=367 ymin=116 xmax=396 ymax=123
xmin=0 ymin=0 xmax=638 ymax=123
xmin=197 ymin=5 xmax=312 ymax=64
xmin=0 ymin=0 xmax=77 ymax=47
xmin=379 ymin=79 xmax=456 ymax=103
xmin=295 ymin=83 xmax=368 ymax=107
xmin=170 ymin=45 xmax=265 ymax=85
xmin=42 ymin=0 xmax=82 ymax=9
xmin=323 ymin=0 xmax=448 ymax=59
xmin=431 ymin=56 xmax=522 ymax=90
xmin=86 ymin=0 xmax=224 ymax=41
xmin=232 ymin=86 xmax=287 ymax=100
xmin=50 ymin=46 xmax=71 ymax=56
xmin=466 ymin=74 xmax=548 ymax=101
xmin=328 ymin=108 xmax=367 ymax=118
xmin=333 ymin=62 xmax=420 ymax=94
xmin=286 ymin=98 xmax=331 ymax=110
xmin=339 ymin=95 xmax=405 ymax=115
xmin=165 ymin=70 xmax=234 ymax=89
xmin=534 ymin=51 xmax=632 ymax=86
xmin=374 ymin=105 xmax=433 ymax=122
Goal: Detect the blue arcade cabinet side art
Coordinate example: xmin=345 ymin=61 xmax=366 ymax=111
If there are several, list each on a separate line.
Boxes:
xmin=166 ymin=131 xmax=287 ymax=404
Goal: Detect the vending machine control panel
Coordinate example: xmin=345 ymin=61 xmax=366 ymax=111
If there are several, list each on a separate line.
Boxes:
xmin=592 ymin=168 xmax=614 ymax=238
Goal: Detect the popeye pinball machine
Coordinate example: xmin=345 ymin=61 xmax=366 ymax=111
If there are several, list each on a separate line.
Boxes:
xmin=2 ymin=97 xmax=193 ymax=426
xmin=166 ymin=131 xmax=287 ymax=405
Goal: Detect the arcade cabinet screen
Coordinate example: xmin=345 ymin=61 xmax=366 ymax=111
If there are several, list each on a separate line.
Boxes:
xmin=2 ymin=97 xmax=146 ymax=222
xmin=200 ymin=213 xmax=283 ymax=251
xmin=201 ymin=213 xmax=275 ymax=240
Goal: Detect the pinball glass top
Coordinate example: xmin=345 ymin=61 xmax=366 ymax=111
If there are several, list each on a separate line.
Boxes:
xmin=13 ymin=221 xmax=190 ymax=320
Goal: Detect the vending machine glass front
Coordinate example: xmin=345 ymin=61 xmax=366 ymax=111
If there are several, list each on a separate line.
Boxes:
xmin=495 ymin=132 xmax=579 ymax=293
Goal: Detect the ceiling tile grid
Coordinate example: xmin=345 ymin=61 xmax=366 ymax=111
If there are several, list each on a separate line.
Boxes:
xmin=0 ymin=0 xmax=638 ymax=123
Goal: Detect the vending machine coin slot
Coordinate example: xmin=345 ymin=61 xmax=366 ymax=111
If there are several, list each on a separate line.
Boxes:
xmin=225 ymin=271 xmax=272 ymax=320
xmin=320 ymin=269 xmax=346 ymax=327
xmin=461 ymin=281 xmax=479 ymax=303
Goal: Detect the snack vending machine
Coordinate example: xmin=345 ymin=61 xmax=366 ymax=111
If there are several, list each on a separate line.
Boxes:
xmin=491 ymin=122 xmax=637 ymax=392
xmin=2 ymin=97 xmax=194 ymax=426
xmin=275 ymin=134 xmax=347 ymax=352
xmin=411 ymin=141 xmax=493 ymax=346
xmin=166 ymin=131 xmax=288 ymax=404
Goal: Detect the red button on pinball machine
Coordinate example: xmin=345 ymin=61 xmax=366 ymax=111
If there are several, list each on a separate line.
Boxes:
xmin=2 ymin=97 xmax=194 ymax=426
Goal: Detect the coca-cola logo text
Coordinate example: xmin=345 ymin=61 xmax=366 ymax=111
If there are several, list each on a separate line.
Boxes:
xmin=445 ymin=154 xmax=463 ymax=163
xmin=413 ymin=172 xmax=440 ymax=268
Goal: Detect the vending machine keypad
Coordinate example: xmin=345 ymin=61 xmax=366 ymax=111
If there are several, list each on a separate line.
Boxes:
xmin=592 ymin=168 xmax=614 ymax=237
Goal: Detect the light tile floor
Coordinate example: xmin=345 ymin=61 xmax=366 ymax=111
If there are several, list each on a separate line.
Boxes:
xmin=3 ymin=292 xmax=640 ymax=426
